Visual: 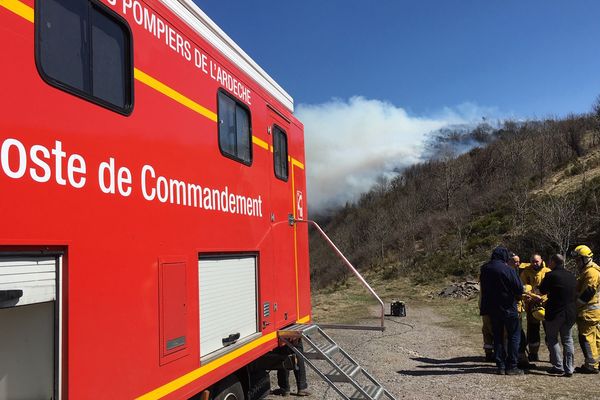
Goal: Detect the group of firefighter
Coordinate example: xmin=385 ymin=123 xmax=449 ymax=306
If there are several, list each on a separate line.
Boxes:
xmin=479 ymin=245 xmax=600 ymax=376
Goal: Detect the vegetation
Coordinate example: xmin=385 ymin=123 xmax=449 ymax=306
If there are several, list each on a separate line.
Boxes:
xmin=310 ymin=98 xmax=600 ymax=289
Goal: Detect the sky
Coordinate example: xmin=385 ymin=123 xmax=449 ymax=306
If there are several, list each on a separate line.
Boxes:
xmin=197 ymin=1 xmax=600 ymax=210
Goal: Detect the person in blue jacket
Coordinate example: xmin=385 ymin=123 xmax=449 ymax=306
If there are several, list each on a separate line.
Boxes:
xmin=480 ymin=246 xmax=524 ymax=375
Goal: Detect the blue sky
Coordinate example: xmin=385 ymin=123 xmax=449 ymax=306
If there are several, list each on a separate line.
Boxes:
xmin=197 ymin=1 xmax=600 ymax=210
xmin=199 ymin=0 xmax=600 ymax=118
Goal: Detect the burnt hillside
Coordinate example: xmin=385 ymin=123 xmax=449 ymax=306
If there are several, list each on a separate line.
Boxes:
xmin=309 ymin=105 xmax=600 ymax=289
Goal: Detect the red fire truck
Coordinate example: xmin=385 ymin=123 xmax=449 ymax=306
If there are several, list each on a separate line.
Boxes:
xmin=0 ymin=0 xmax=311 ymax=398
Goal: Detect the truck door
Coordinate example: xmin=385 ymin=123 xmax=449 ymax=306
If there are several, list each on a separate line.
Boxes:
xmin=0 ymin=254 xmax=61 ymax=399
xmin=268 ymin=110 xmax=298 ymax=328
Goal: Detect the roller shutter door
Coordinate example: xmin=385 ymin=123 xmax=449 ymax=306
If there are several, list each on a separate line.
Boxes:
xmin=0 ymin=257 xmax=56 ymax=306
xmin=199 ymin=256 xmax=257 ymax=358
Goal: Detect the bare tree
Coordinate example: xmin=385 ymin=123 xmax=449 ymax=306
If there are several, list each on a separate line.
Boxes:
xmin=592 ymin=95 xmax=600 ymax=125
xmin=431 ymin=147 xmax=468 ymax=212
xmin=368 ymin=208 xmax=390 ymax=264
xmin=389 ymin=183 xmax=419 ymax=255
xmin=510 ymin=189 xmax=530 ymax=234
xmin=591 ymin=95 xmax=600 ymax=146
xmin=373 ymin=174 xmax=390 ymax=196
xmin=531 ymin=194 xmax=586 ymax=258
xmin=447 ymin=208 xmax=472 ymax=259
xmin=532 ymin=122 xmax=552 ymax=185
xmin=564 ymin=115 xmax=585 ymax=157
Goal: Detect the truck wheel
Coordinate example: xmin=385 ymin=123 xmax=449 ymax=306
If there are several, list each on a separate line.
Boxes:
xmin=212 ymin=376 xmax=245 ymax=400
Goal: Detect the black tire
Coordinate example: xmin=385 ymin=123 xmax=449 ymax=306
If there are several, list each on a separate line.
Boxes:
xmin=212 ymin=376 xmax=245 ymax=400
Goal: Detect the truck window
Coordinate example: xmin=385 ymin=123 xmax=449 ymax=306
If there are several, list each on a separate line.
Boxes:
xmin=273 ymin=125 xmax=288 ymax=181
xmin=218 ymin=90 xmax=252 ymax=165
xmin=36 ymin=0 xmax=133 ymax=115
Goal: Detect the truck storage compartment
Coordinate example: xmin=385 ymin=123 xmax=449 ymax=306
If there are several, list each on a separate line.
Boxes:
xmin=199 ymin=255 xmax=258 ymax=358
xmin=0 ymin=255 xmax=58 ymax=399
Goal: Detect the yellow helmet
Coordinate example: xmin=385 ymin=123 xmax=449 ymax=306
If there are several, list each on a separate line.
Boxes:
xmin=532 ymin=306 xmax=545 ymax=321
xmin=573 ymin=245 xmax=593 ymax=258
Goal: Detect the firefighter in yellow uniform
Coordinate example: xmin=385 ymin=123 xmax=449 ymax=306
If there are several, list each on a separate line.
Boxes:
xmin=518 ymin=283 xmax=532 ymax=366
xmin=479 ymin=278 xmax=494 ymax=361
xmin=521 ymin=254 xmax=550 ymax=361
xmin=480 ymin=313 xmax=494 ymax=361
xmin=573 ymin=245 xmax=600 ymax=374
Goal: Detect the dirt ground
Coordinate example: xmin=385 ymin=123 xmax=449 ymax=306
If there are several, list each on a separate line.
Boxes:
xmin=267 ymin=302 xmax=600 ymax=400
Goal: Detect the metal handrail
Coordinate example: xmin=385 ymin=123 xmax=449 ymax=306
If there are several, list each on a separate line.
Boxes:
xmin=292 ymin=218 xmax=385 ymax=331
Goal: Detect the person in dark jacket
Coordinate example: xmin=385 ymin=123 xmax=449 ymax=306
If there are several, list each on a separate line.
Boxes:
xmin=480 ymin=246 xmax=524 ymax=375
xmin=272 ymin=339 xmax=309 ymax=396
xmin=538 ymin=254 xmax=577 ymax=377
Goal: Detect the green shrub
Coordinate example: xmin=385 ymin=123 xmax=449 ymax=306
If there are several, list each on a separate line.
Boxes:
xmin=467 ymin=235 xmax=497 ymax=251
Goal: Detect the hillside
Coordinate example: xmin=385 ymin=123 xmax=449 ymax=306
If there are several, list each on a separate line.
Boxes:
xmin=309 ymin=107 xmax=600 ymax=289
xmin=534 ymin=147 xmax=600 ymax=196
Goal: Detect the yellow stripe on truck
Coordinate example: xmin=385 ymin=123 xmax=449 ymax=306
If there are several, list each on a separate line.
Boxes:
xmin=291 ymin=158 xmax=304 ymax=170
xmin=0 ymin=0 xmax=34 ymax=22
xmin=252 ymin=136 xmax=270 ymax=151
xmin=136 ymin=332 xmax=279 ymax=400
xmin=134 ymin=68 xmax=218 ymax=123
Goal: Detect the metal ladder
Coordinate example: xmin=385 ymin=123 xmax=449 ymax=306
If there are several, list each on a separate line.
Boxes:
xmin=291 ymin=218 xmax=385 ymax=331
xmin=278 ymin=324 xmax=397 ymax=400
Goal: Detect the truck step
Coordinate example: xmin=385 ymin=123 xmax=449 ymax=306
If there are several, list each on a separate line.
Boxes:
xmin=350 ymin=385 xmax=384 ymax=400
xmin=278 ymin=324 xmax=318 ymax=338
xmin=325 ymin=364 xmax=361 ymax=382
xmin=278 ymin=323 xmax=397 ymax=400
xmin=305 ymin=342 xmax=338 ymax=359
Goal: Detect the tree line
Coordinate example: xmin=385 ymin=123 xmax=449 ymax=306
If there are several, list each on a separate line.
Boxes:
xmin=310 ymin=100 xmax=600 ymax=289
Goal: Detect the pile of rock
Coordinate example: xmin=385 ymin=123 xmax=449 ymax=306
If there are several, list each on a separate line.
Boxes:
xmin=439 ymin=281 xmax=480 ymax=299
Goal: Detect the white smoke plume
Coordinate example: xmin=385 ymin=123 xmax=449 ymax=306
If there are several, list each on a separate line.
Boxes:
xmin=295 ymin=96 xmax=500 ymax=213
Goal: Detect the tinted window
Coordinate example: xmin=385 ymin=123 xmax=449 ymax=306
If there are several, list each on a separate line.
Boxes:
xmin=236 ymin=107 xmax=251 ymax=162
xmin=38 ymin=0 xmax=89 ymax=93
xmin=37 ymin=0 xmax=133 ymax=114
xmin=273 ymin=126 xmax=288 ymax=181
xmin=218 ymin=91 xmax=252 ymax=164
xmin=91 ymin=6 xmax=128 ymax=108
xmin=218 ymin=94 xmax=237 ymax=156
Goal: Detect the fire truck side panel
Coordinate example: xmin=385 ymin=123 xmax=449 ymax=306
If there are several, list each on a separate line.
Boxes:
xmin=0 ymin=0 xmax=310 ymax=398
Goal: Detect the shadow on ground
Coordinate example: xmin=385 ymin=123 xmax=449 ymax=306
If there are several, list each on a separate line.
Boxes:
xmin=397 ymin=356 xmax=559 ymax=377
xmin=396 ymin=356 xmax=498 ymax=376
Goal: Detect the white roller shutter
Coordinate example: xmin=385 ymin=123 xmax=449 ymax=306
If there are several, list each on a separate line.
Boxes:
xmin=0 ymin=257 xmax=56 ymax=306
xmin=199 ymin=256 xmax=257 ymax=358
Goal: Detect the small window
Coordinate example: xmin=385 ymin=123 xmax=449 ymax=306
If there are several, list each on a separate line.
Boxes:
xmin=273 ymin=125 xmax=288 ymax=181
xmin=218 ymin=91 xmax=252 ymax=165
xmin=36 ymin=0 xmax=133 ymax=115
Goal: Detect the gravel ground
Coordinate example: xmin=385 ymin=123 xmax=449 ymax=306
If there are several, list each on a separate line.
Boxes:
xmin=267 ymin=302 xmax=600 ymax=400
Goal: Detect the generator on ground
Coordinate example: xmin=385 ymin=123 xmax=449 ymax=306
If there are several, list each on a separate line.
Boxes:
xmin=390 ymin=301 xmax=407 ymax=317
